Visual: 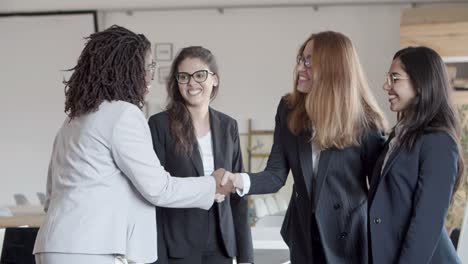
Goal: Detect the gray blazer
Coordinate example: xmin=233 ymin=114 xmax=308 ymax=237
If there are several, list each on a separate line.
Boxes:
xmin=248 ymin=98 xmax=385 ymax=263
xmin=33 ymin=101 xmax=216 ymax=263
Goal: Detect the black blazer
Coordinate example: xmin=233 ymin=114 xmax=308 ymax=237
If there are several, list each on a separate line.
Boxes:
xmin=148 ymin=108 xmax=254 ymax=263
xmin=368 ymin=131 xmax=461 ymax=264
xmin=248 ymin=98 xmax=385 ymax=263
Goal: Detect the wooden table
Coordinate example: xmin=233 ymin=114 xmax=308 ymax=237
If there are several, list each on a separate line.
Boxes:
xmin=0 ymin=214 xmax=44 ymax=228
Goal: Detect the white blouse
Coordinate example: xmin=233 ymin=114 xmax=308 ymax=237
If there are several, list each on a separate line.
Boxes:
xmin=197 ymin=131 xmax=215 ymax=176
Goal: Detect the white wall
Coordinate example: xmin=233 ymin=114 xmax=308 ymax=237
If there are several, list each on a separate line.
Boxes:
xmin=0 ymin=14 xmax=95 ymax=205
xmin=0 ymin=0 xmax=446 ymax=13
xmin=0 ymin=5 xmax=403 ymax=206
xmin=104 ymin=5 xmax=401 ymax=132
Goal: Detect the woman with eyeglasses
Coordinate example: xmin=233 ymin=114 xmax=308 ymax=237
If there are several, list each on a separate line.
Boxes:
xmin=368 ymin=47 xmax=464 ymax=264
xmin=147 ymin=46 xmax=253 ymax=264
xmin=221 ymin=31 xmax=387 ymax=263
xmin=32 ymin=26 xmax=233 ymax=264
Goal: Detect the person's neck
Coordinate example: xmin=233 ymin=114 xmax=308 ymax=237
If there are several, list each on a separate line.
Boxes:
xmin=188 ymin=104 xmax=210 ymax=138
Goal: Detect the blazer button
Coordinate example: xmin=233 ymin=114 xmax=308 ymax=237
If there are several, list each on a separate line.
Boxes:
xmin=340 ymin=232 xmax=348 ymax=239
xmin=333 ymin=203 xmax=341 ymax=210
xmin=374 ymin=218 xmax=382 ymax=224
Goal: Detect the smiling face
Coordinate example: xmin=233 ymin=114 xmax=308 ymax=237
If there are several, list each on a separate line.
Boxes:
xmin=296 ymin=40 xmax=314 ymax=93
xmin=383 ymin=58 xmax=417 ymax=112
xmin=177 ymin=57 xmax=218 ymax=109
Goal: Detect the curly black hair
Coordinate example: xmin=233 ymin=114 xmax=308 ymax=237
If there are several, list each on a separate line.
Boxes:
xmin=64 ymin=25 xmax=151 ymax=119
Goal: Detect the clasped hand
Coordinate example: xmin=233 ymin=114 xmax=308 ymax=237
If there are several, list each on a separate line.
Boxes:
xmin=211 ymin=169 xmax=243 ymax=203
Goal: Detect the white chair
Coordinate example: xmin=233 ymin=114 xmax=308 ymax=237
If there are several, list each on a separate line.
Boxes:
xmin=0 ymin=208 xmax=12 ymax=217
xmin=13 ymin=194 xmax=30 ymax=206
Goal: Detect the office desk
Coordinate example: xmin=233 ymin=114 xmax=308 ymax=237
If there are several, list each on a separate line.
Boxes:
xmin=0 ymin=215 xmax=44 ymax=228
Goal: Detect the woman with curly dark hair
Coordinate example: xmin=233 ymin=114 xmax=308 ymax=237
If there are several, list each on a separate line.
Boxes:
xmin=32 ymin=25 xmax=231 ymax=264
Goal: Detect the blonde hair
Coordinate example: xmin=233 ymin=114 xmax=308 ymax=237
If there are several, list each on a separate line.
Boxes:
xmin=287 ymin=31 xmax=387 ymax=149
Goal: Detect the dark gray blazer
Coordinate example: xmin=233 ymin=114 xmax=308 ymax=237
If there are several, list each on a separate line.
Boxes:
xmin=248 ymin=98 xmax=385 ymax=263
xmin=368 ymin=131 xmax=461 ymax=264
xmin=148 ymin=108 xmax=253 ymax=263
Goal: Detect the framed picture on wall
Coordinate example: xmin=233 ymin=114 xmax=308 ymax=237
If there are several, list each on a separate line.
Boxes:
xmin=158 ymin=66 xmax=171 ymax=84
xmin=154 ymin=43 xmax=173 ymax=61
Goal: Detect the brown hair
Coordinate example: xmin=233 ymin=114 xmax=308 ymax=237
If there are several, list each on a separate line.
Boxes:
xmin=166 ymin=46 xmax=219 ymax=156
xmin=287 ymin=31 xmax=387 ymax=149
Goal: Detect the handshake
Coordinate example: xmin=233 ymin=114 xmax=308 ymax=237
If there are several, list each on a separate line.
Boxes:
xmin=210 ymin=168 xmax=244 ymax=203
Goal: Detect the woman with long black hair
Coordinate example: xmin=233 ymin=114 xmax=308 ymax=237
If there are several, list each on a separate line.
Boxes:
xmin=368 ymin=46 xmax=465 ymax=264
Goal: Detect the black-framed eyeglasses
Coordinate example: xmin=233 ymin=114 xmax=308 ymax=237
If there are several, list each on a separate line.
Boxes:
xmin=297 ymin=55 xmax=311 ymax=69
xmin=385 ymin=72 xmax=409 ymax=86
xmin=175 ymin=70 xmax=215 ymax=84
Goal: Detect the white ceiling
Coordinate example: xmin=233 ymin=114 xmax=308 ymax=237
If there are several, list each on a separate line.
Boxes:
xmin=1 ymin=0 xmax=465 ymax=13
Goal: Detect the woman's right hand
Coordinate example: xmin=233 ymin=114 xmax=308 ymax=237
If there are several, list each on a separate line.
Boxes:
xmin=211 ymin=168 xmax=234 ymax=196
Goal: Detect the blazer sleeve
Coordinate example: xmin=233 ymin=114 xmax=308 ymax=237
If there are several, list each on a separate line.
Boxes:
xmin=248 ymin=99 xmax=290 ymax=194
xmin=111 ymin=106 xmax=215 ymax=210
xmin=398 ymin=132 xmax=458 ymax=263
xmin=44 ymin=153 xmax=53 ymax=212
xmin=229 ymin=120 xmax=254 ymax=263
xmin=44 ymin=134 xmax=59 ymax=212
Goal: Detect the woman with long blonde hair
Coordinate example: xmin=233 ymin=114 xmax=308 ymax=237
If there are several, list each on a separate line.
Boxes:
xmin=222 ymin=31 xmax=387 ymax=263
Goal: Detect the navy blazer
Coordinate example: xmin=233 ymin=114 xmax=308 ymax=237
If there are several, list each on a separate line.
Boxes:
xmin=148 ymin=108 xmax=253 ymax=263
xmin=368 ymin=131 xmax=461 ymax=264
xmin=248 ymin=98 xmax=385 ymax=263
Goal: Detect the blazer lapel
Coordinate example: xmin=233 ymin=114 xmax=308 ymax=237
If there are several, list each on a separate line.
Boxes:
xmin=298 ymin=131 xmax=313 ymax=200
xmin=209 ymin=109 xmax=228 ymax=214
xmin=380 ymin=149 xmax=400 ymax=181
xmin=368 ymin=141 xmax=390 ymax=191
xmin=209 ymin=108 xmax=225 ymax=170
xmin=314 ymin=149 xmax=333 ymax=209
xmin=190 ymin=146 xmax=204 ymax=176
xmin=369 ymin=137 xmax=401 ymax=203
xmin=368 ymin=144 xmax=388 ymax=204
xmin=378 ymin=134 xmax=401 ymax=183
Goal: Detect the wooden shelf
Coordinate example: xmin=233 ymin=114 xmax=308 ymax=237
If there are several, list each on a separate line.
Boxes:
xmin=246 ymin=119 xmax=273 ymax=172
xmin=400 ymin=5 xmax=468 ymax=57
xmin=0 ymin=214 xmax=44 ymax=228
xmin=453 ymin=90 xmax=468 ymax=105
xmin=250 ymin=130 xmax=274 ymax=135
xmin=400 ymin=5 xmax=468 ymax=105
